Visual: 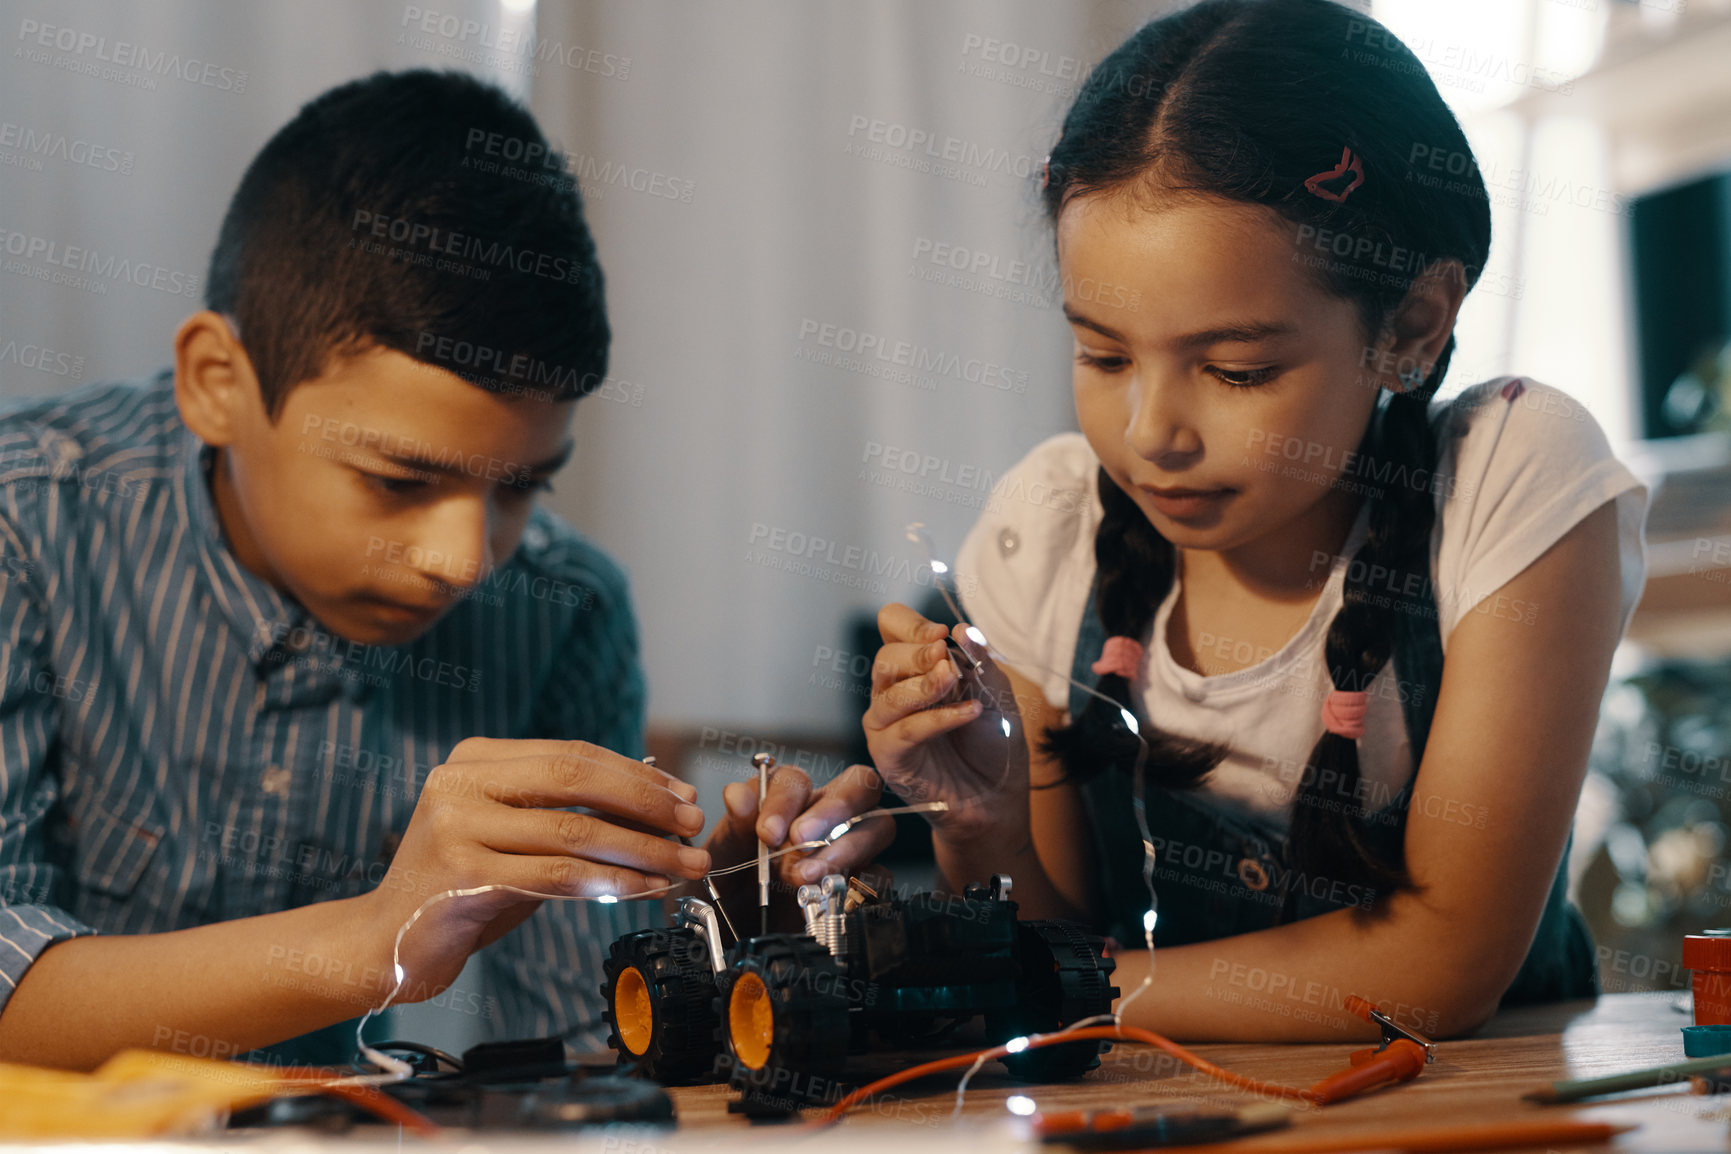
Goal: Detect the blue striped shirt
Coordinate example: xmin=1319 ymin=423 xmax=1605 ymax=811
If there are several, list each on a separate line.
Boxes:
xmin=0 ymin=370 xmax=656 ymax=1058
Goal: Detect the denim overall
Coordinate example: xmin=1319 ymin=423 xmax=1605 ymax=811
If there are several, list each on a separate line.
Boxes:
xmin=1068 ymin=572 xmax=1597 ymax=1006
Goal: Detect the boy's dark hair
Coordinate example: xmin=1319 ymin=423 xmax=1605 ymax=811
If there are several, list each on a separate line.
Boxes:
xmin=1040 ymin=0 xmax=1490 ymax=902
xmin=206 ymin=69 xmax=608 ymax=420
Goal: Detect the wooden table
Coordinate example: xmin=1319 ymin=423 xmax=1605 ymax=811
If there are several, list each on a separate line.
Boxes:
xmin=658 ymin=992 xmax=1731 ymax=1151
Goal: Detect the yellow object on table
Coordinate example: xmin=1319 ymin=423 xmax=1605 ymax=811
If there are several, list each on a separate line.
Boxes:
xmin=0 ymin=1048 xmax=436 ymax=1139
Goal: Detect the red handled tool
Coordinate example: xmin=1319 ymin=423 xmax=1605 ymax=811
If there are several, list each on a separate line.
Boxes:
xmin=1303 ymin=994 xmax=1435 ymax=1105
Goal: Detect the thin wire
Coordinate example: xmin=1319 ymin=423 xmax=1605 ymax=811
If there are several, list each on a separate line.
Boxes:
xmin=826 ymin=1023 xmax=1317 ymax=1133
xmin=906 ymin=522 xmax=1158 ymax=1023
xmin=325 ymin=799 xmax=950 ymax=1085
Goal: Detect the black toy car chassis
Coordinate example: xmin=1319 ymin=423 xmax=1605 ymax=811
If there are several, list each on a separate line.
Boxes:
xmin=601 ymin=872 xmax=1119 ymax=1114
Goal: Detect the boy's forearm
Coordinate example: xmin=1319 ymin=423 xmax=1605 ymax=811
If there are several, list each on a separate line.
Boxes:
xmin=0 ymin=893 xmax=389 ymax=1071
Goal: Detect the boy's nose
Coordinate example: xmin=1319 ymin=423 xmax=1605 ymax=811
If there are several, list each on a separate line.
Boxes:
xmin=410 ymin=500 xmax=493 ymax=592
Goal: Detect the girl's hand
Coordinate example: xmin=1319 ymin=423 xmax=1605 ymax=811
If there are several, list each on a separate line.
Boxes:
xmin=698 ymin=763 xmax=894 ymax=931
xmin=863 ymin=603 xmax=1030 ymax=847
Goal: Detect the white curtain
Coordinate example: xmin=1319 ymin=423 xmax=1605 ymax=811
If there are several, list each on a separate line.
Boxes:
xmin=530 ymin=1 xmax=1165 ymax=733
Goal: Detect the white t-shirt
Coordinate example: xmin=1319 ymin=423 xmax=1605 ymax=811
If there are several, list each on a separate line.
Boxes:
xmin=955 ymin=376 xmax=1651 ymax=832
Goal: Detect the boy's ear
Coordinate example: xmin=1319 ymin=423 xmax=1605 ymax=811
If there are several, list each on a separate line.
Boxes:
xmin=174 ymin=310 xmax=259 ymax=446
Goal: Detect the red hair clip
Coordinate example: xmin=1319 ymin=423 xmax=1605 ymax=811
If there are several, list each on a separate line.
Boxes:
xmin=1304 ymin=146 xmax=1364 ymax=203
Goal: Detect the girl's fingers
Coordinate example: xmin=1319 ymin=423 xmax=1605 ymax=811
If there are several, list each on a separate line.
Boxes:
xmin=871 ymin=638 xmax=954 ymax=695
xmin=877 ymin=602 xmax=952 ymax=647
xmin=867 ymin=697 xmax=985 ymax=757
xmin=786 ymin=764 xmax=885 ymax=849
xmin=952 ymin=622 xmax=991 ymax=665
xmin=757 ymin=765 xmax=813 ymax=846
xmin=864 ymin=662 xmax=964 ymax=732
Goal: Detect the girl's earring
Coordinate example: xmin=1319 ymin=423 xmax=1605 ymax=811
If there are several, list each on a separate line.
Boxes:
xmin=1397 ymin=365 xmax=1428 ymax=392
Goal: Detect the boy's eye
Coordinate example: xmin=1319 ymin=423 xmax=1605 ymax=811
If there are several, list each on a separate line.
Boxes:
xmin=362 ymin=472 xmax=428 ymax=496
xmin=501 ymin=477 xmax=555 ymax=499
xmin=1075 ymin=349 xmax=1129 ymax=373
xmin=1209 ymin=366 xmax=1280 ymax=389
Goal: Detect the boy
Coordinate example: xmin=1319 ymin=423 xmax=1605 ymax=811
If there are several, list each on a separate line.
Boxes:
xmin=0 ymin=69 xmax=888 ymax=1072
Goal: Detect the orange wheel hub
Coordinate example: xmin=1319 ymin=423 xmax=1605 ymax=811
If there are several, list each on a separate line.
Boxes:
xmin=614 ymin=966 xmax=654 ymax=1056
xmin=728 ymin=971 xmax=775 ymax=1070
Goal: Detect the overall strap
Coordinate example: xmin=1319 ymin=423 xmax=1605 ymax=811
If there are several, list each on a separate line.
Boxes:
xmin=1067 ymin=571 xmax=1287 ymax=947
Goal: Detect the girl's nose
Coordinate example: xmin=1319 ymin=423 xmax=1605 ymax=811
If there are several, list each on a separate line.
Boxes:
xmin=1124 ymin=373 xmax=1201 ymax=463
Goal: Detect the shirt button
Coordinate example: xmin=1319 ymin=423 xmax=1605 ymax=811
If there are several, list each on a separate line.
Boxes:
xmin=523 ymin=524 xmax=549 ymax=552
xmin=997 ymin=527 xmax=1020 ymax=557
xmin=261 ymin=765 xmax=291 ymax=796
xmin=1238 ymin=858 xmax=1271 ymax=891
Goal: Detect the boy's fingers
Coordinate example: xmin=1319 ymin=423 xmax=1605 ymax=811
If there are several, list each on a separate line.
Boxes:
xmin=444 ymin=737 xmax=696 ymax=801
xmin=481 ymin=809 xmax=709 ymax=879
xmin=501 ymin=854 xmax=673 ymax=902
xmin=877 ymin=602 xmax=951 ymax=647
xmin=445 ymin=755 xmax=702 ymax=837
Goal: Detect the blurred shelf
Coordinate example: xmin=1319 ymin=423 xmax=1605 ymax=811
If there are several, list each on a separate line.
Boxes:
xmin=1622 ymin=431 xmax=1731 ymax=657
xmin=1504 ymin=0 xmax=1731 ymax=195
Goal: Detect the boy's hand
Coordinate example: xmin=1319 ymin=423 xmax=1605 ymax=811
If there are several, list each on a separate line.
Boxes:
xmin=864 ymin=603 xmax=1030 ymax=847
xmin=359 ymin=737 xmax=710 ymax=999
xmin=697 ymin=762 xmax=895 ymax=932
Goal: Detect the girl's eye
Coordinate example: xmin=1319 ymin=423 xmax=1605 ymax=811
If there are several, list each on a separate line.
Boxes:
xmin=1209 ymin=366 xmax=1280 ymax=389
xmin=1076 ymin=349 xmax=1129 ymax=373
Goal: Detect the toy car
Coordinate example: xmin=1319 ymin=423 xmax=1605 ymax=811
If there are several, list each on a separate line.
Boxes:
xmin=600 ymin=873 xmax=1119 ymax=1112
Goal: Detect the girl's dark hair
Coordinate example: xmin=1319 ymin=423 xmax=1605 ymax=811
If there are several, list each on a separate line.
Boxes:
xmin=206 ymin=69 xmax=608 ymax=420
xmin=1039 ymin=0 xmax=1490 ymax=900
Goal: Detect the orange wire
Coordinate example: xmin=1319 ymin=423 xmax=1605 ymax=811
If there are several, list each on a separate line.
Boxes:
xmin=808 ymin=1023 xmax=1320 ymax=1128
xmin=265 ymin=1066 xmax=443 ymax=1137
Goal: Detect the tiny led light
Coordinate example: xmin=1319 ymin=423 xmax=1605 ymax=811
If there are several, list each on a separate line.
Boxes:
xmin=1000 ymin=717 xmax=1012 ymax=737
xmin=598 ymin=893 xmax=619 ymax=904
xmin=929 ymin=559 xmax=950 ymax=575
xmin=964 ymin=625 xmax=986 ymax=646
xmin=1005 ymin=1036 xmax=1030 ymax=1053
xmin=829 ymin=822 xmax=851 ymax=842
xmin=1006 ymin=1095 xmax=1037 ymax=1116
xmin=1144 ymin=908 xmax=1158 ymax=932
xmin=1119 ymin=707 xmax=1141 ymax=735
xmin=394 ymin=963 xmax=405 ymax=985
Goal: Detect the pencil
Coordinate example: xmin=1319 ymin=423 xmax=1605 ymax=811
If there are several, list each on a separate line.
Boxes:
xmin=1154 ymin=1119 xmax=1634 ymax=1152
xmin=1524 ymin=1052 xmax=1731 ymax=1103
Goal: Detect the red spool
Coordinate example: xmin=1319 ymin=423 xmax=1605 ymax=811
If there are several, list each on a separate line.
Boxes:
xmin=1682 ymin=932 xmax=1731 ymax=1025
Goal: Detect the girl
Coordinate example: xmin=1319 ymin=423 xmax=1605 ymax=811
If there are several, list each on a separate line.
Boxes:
xmin=865 ymin=0 xmax=1649 ymax=1041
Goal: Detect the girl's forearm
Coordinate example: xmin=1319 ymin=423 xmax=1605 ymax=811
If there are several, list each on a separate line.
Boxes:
xmin=1109 ymin=895 xmax=1503 ymax=1043
xmin=932 ymin=826 xmax=1090 ymax=922
xmin=0 ymin=893 xmax=389 ymax=1071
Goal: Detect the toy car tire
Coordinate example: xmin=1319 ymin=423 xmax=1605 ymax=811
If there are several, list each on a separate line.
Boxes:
xmin=600 ymin=927 xmax=721 ymax=1084
xmin=988 ymin=918 xmax=1120 ymax=1081
xmin=715 ymin=935 xmax=849 ymax=1108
